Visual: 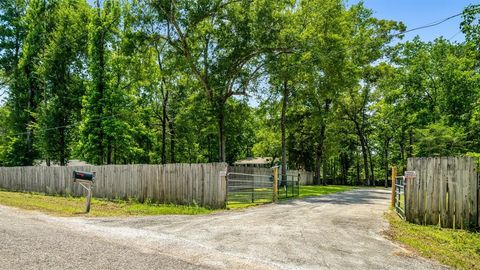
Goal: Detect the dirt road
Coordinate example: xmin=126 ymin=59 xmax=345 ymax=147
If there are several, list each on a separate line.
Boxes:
xmin=0 ymin=189 xmax=446 ymax=269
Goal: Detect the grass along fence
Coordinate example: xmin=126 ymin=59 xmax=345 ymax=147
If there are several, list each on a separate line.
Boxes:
xmin=405 ymin=157 xmax=479 ymax=229
xmin=0 ymin=163 xmax=228 ymax=209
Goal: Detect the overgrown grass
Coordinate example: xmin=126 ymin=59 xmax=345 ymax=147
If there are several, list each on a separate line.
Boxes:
xmin=386 ymin=211 xmax=480 ymax=270
xmin=0 ymin=189 xmax=213 ymax=217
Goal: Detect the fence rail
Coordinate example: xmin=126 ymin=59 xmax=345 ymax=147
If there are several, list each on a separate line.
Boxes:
xmin=228 ymin=166 xmax=314 ymax=185
xmin=0 ymin=163 xmax=228 ymax=209
xmin=227 ymin=172 xmax=274 ymax=205
xmin=394 ymin=176 xmax=405 ymax=219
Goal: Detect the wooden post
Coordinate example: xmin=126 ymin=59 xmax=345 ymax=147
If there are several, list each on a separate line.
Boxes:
xmin=85 ymin=183 xmax=92 ymax=213
xmin=273 ymin=166 xmax=278 ymax=202
xmin=391 ymin=166 xmax=397 ymax=208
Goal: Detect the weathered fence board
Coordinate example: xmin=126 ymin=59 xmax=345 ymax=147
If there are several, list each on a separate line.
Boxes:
xmin=0 ymin=163 xmax=228 ymax=209
xmin=406 ymin=157 xmax=478 ymax=229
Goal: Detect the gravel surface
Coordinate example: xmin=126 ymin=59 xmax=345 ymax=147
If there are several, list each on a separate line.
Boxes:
xmin=0 ymin=189 xmax=447 ymax=269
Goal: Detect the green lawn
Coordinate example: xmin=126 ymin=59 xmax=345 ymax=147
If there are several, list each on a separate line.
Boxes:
xmin=294 ymin=185 xmax=356 ymax=198
xmin=0 ymin=189 xmax=213 ymax=217
xmin=387 ymin=211 xmax=480 ymax=270
xmin=227 ymin=185 xmax=356 ymax=209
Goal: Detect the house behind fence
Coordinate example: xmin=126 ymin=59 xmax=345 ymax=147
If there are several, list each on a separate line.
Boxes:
xmin=405 ymin=157 xmax=479 ymax=229
xmin=0 ymin=163 xmax=228 ymax=209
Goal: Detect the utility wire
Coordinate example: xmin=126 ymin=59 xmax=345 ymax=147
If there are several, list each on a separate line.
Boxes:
xmin=448 ymin=30 xmax=462 ymax=41
xmin=391 ymin=11 xmax=468 ymax=37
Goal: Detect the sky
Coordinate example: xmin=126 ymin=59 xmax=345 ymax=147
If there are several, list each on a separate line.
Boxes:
xmin=84 ymin=0 xmax=474 ymax=42
xmin=348 ymin=0 xmax=477 ymax=43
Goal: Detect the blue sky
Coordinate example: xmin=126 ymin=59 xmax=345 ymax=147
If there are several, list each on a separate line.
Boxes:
xmin=348 ymin=0 xmax=477 ymax=43
xmin=85 ymin=0 xmax=475 ymax=42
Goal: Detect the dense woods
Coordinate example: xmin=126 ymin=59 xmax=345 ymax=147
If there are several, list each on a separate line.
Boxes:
xmin=0 ymin=0 xmax=479 ymax=185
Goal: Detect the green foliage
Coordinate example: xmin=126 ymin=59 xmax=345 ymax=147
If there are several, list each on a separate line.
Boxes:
xmin=414 ymin=122 xmax=467 ymax=157
xmin=252 ymin=128 xmax=280 ymax=161
xmin=35 ymin=0 xmax=90 ymax=165
xmin=0 ymin=0 xmax=478 ymax=190
xmin=461 ymin=4 xmax=480 ymax=61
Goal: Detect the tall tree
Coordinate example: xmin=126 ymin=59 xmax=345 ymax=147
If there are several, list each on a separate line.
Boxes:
xmin=149 ymin=0 xmax=290 ymax=162
xmin=35 ymin=0 xmax=90 ymax=165
xmin=78 ymin=0 xmax=120 ymax=165
xmin=0 ymin=0 xmax=27 ymax=165
xmin=8 ymin=0 xmax=51 ymax=165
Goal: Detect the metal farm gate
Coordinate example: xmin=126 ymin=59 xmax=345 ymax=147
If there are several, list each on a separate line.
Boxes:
xmin=394 ymin=176 xmax=406 ymax=219
xmin=227 ymin=172 xmax=274 ymax=205
xmin=226 ymin=168 xmax=300 ymax=206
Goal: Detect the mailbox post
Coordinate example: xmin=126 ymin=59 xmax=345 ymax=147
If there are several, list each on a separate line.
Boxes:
xmin=73 ymin=171 xmax=96 ymax=213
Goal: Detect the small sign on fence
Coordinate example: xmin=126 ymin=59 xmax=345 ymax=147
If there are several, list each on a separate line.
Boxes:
xmin=404 ymin=171 xmax=417 ymax=179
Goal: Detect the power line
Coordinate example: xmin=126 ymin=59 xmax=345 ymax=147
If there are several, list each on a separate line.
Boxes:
xmin=391 ymin=4 xmax=480 ymax=38
xmin=392 ymin=12 xmax=464 ymax=37
xmin=448 ymin=30 xmax=462 ymax=41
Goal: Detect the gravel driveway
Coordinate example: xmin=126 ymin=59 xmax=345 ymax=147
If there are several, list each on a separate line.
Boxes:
xmin=0 ymin=189 xmax=447 ymax=269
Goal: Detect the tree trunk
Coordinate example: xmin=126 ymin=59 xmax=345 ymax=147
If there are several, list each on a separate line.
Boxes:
xmin=25 ymin=64 xmax=36 ymax=166
xmin=399 ymin=129 xmax=406 ymax=172
xmin=356 ymin=151 xmax=360 ymax=185
xmin=407 ymin=128 xmax=413 ymax=158
xmin=218 ymin=100 xmax=226 ymax=162
xmin=169 ymin=114 xmax=176 ymax=163
xmin=107 ymin=141 xmax=112 ymax=164
xmin=314 ymin=150 xmax=322 ymax=185
xmin=333 ymin=158 xmax=337 ymax=184
xmin=60 ymin=125 xmax=66 ymax=166
xmin=314 ymin=100 xmax=331 ymax=185
xmin=360 ymin=139 xmax=370 ymax=186
xmin=367 ymin=143 xmax=375 ymax=186
xmin=384 ymin=138 xmax=390 ymax=188
xmin=281 ymin=79 xmax=289 ymax=186
xmin=353 ymin=120 xmax=369 ymax=185
xmin=161 ymin=89 xmax=168 ymax=164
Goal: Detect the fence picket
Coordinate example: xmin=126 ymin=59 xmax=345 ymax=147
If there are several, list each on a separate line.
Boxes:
xmin=0 ymin=163 xmax=227 ymax=208
xmin=405 ymin=157 xmax=478 ymax=229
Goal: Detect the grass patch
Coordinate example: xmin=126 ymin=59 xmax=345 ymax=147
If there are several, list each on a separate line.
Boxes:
xmin=386 ymin=211 xmax=480 ymax=270
xmin=295 ymin=185 xmax=356 ymax=198
xmin=226 ymin=201 xmax=268 ymax=209
xmin=0 ymin=189 xmax=214 ymax=217
xmin=227 ymin=185 xmax=356 ymax=209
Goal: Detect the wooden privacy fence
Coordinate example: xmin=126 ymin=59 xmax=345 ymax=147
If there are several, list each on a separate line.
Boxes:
xmin=0 ymin=163 xmax=228 ymax=209
xmin=405 ymin=157 xmax=479 ymax=229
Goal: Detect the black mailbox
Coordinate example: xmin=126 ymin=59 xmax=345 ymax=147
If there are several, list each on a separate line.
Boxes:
xmin=73 ymin=171 xmax=96 ymax=182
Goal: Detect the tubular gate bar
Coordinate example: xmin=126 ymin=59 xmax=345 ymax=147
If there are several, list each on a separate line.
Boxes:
xmin=395 ymin=176 xmax=406 ymax=219
xmin=226 ymin=171 xmax=300 ymax=206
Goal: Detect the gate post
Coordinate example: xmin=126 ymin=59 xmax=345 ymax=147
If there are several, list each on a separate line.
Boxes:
xmin=391 ymin=166 xmax=397 ymax=208
xmin=273 ymin=166 xmax=278 ymax=202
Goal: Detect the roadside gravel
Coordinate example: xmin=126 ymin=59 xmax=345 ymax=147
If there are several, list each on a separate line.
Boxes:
xmin=0 ymin=189 xmax=448 ymax=269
